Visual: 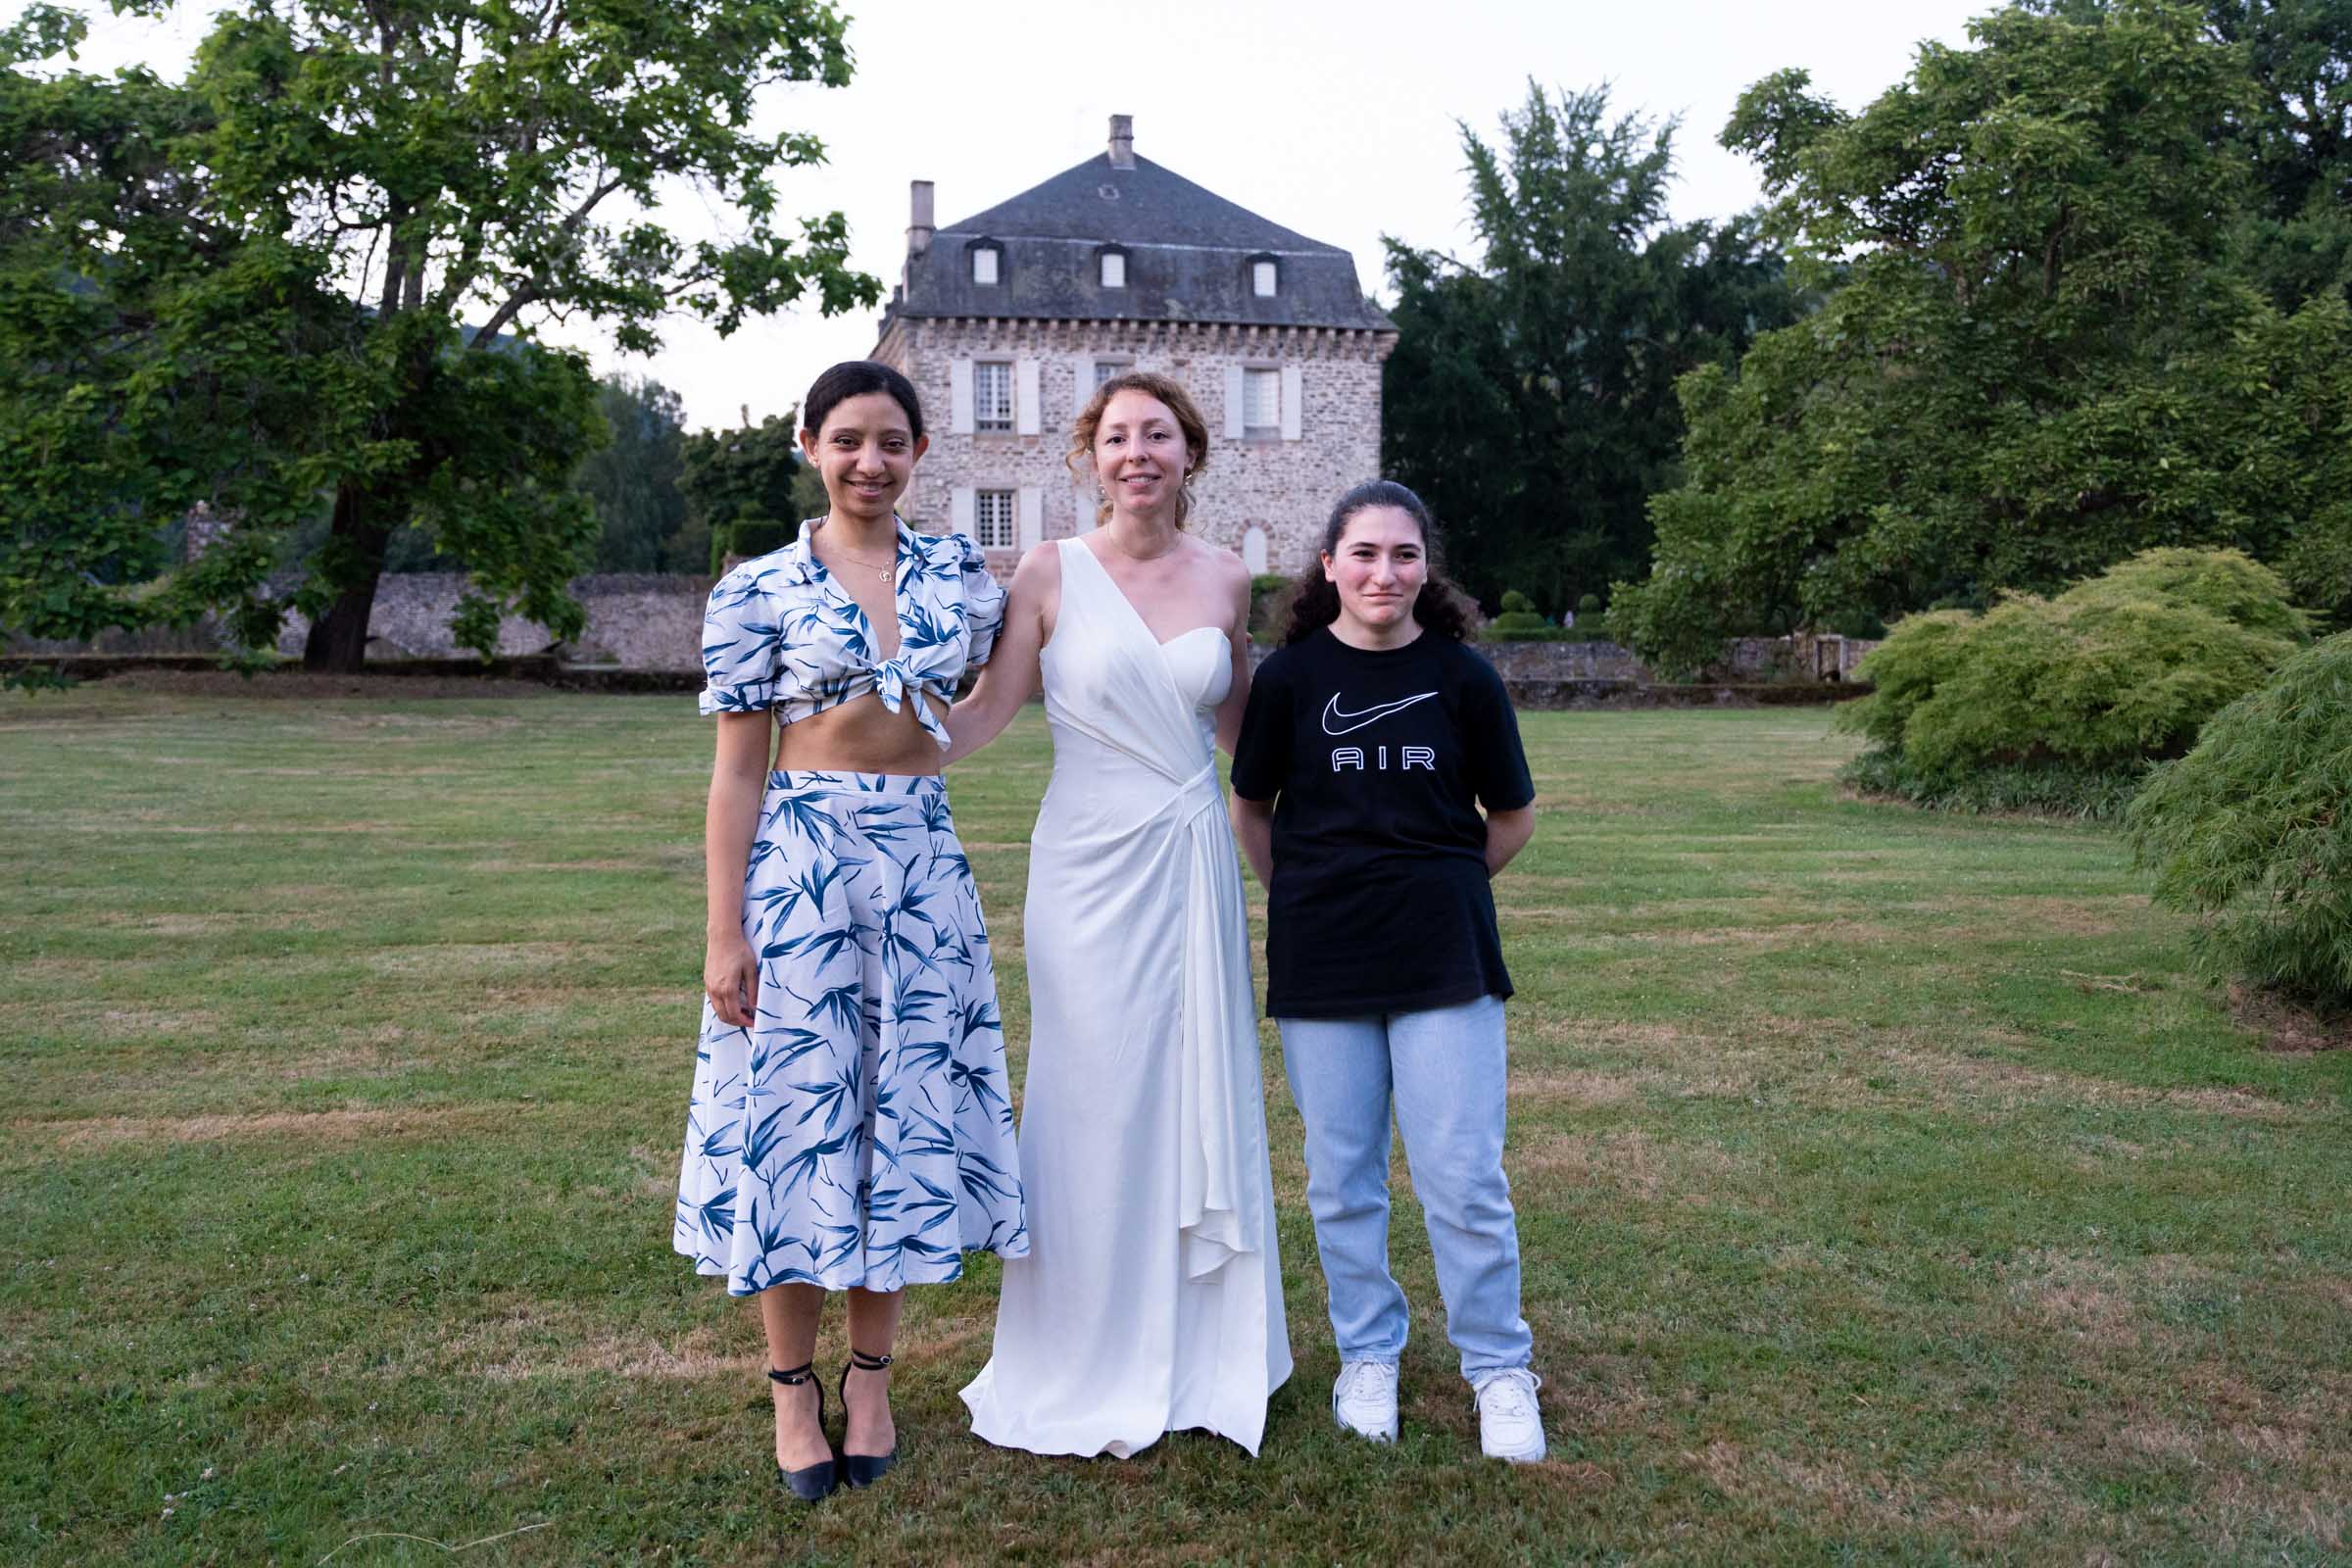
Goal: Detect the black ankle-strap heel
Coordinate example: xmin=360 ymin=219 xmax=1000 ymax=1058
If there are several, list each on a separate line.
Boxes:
xmin=837 ymin=1348 xmax=899 ymax=1488
xmin=767 ymin=1362 xmax=836 ymax=1502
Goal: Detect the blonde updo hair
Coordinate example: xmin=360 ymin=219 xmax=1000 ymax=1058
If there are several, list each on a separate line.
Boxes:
xmin=1066 ymin=370 xmax=1211 ymax=530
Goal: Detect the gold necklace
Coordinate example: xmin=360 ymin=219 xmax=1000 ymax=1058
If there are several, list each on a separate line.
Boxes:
xmin=830 ymin=547 xmax=895 ymax=582
xmin=817 ymin=521 xmax=897 ymax=582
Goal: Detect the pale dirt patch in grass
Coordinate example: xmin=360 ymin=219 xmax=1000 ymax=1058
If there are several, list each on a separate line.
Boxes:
xmin=1997 ymin=1251 xmax=2202 ymax=1354
xmin=97 ymin=1005 xmax=221 ymax=1035
xmin=1642 ymin=918 xmax=1910 ymax=948
xmin=1514 ymin=1126 xmax=1749 ymax=1206
xmin=15 ymin=1103 xmax=503 ymax=1150
xmin=473 ymin=1317 xmax=742 ymax=1382
xmin=1507 ymin=1068 xmax=1641 ymax=1108
xmin=1875 ymin=1045 xmax=2307 ymax=1121
xmin=1991 ymin=893 xmax=2147 ymax=936
xmin=363 ymin=941 xmax=588 ymax=976
xmin=97 ymin=911 xmax=252 ymax=937
xmin=2117 ymin=1419 xmax=2204 ymax=1460
xmin=464 ymin=858 xmax=652 ymax=873
xmin=1691 ymin=1439 xmax=2087 ymax=1545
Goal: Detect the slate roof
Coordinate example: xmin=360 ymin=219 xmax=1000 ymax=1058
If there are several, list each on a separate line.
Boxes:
xmin=886 ymin=153 xmax=1393 ymax=331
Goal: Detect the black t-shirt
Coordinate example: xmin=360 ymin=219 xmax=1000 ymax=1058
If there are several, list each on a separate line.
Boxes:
xmin=1230 ymin=627 xmax=1535 ymax=1018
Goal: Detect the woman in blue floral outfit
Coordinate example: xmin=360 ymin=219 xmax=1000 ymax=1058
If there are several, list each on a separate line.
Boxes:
xmin=674 ymin=361 xmax=1025 ymax=1501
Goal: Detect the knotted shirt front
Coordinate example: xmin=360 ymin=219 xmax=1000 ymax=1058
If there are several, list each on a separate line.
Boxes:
xmin=698 ymin=517 xmax=1005 ymax=747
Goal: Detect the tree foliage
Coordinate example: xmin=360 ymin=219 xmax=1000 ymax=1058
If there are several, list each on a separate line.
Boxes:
xmin=2127 ymin=629 xmax=2352 ymax=1005
xmin=679 ymin=413 xmax=805 ymax=568
xmin=2030 ymin=0 xmax=2352 ymax=308
xmin=1610 ymin=2 xmax=2352 ymax=675
xmin=1380 ymin=82 xmax=1804 ymax=615
xmin=574 ymin=374 xmax=691 ymax=574
xmin=0 ymin=0 xmax=877 ymax=665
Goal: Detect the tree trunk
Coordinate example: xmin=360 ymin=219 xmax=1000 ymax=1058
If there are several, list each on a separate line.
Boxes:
xmin=301 ymin=481 xmax=392 ymax=671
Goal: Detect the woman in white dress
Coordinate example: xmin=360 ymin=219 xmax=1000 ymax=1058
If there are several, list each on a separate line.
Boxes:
xmin=946 ymin=371 xmax=1291 ymax=1456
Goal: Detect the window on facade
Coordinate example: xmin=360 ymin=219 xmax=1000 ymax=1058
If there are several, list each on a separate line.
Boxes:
xmin=1093 ymin=359 xmax=1131 ymax=387
xmin=974 ymin=360 xmax=1014 ymax=432
xmin=972 ymin=246 xmax=1001 ymax=285
xmin=974 ymin=489 xmax=1016 ymax=549
xmin=1244 ymin=367 xmax=1281 ymax=432
xmin=1252 ymin=259 xmax=1278 ymax=297
xmin=1100 ymin=251 xmax=1126 ymax=288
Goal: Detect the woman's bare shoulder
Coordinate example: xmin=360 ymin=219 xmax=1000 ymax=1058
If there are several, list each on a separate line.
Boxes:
xmin=1181 ymin=535 xmax=1250 ymax=587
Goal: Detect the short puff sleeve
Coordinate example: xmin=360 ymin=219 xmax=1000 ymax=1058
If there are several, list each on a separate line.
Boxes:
xmin=697 ymin=562 xmax=783 ymax=716
xmin=953 ymin=531 xmax=1006 ymax=670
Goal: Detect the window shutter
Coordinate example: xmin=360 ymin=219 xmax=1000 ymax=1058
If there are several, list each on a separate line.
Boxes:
xmin=1243 ymin=526 xmax=1269 ymax=574
xmin=1222 ymin=364 xmax=1246 ymax=441
xmin=1072 ymin=355 xmax=1094 ymax=416
xmin=1015 ymin=359 xmax=1041 ymax=436
xmin=950 ymin=360 xmax=974 ymax=435
xmin=1281 ymin=365 xmax=1303 ymax=441
xmin=1017 ymin=487 xmax=1043 ymax=551
xmin=952 ymin=486 xmax=975 ymax=537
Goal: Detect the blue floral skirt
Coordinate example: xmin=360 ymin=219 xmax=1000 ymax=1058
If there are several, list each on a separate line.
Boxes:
xmin=673 ymin=770 xmax=1028 ymax=1295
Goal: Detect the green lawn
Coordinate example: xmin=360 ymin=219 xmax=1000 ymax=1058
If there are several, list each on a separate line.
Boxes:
xmin=3 ymin=684 xmax=2346 ymax=1566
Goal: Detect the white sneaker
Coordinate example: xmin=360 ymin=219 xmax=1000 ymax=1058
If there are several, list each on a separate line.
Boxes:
xmin=1331 ymin=1359 xmax=1399 ymax=1443
xmin=1472 ymin=1368 xmax=1545 ymax=1462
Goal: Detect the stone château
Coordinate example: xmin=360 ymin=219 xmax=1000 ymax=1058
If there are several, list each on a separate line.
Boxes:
xmin=871 ymin=115 xmax=1396 ymax=578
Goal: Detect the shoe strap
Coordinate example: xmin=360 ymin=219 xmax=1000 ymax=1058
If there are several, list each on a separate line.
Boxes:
xmin=847 ymin=1348 xmax=894 ymax=1372
xmin=767 ymin=1361 xmax=815 ymax=1386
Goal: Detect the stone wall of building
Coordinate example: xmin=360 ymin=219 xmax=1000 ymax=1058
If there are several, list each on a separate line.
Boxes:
xmin=874 ymin=316 xmax=1390 ymax=580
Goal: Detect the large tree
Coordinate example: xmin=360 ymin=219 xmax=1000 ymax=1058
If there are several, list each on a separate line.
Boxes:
xmin=1380 ymin=82 xmax=1804 ymax=614
xmin=1610 ymin=0 xmax=2352 ymax=675
xmin=1 ymin=0 xmax=877 ymax=667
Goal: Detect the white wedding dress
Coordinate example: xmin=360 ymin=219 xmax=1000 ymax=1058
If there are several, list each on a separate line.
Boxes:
xmin=961 ymin=538 xmax=1291 ymax=1456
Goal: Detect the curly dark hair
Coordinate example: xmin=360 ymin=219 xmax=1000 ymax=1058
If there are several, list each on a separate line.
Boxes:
xmin=1280 ymin=479 xmax=1474 ymax=645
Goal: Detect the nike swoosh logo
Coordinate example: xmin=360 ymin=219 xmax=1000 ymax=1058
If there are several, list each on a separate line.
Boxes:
xmin=1321 ymin=691 xmax=1439 ymax=736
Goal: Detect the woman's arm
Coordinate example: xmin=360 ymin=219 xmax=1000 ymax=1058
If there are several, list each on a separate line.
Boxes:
xmin=946 ymin=544 xmax=1055 ymax=765
xmin=1230 ymin=792 xmax=1277 ymax=891
xmin=1483 ymin=804 xmax=1537 ymax=878
xmin=1213 ymin=553 xmax=1254 ymax=757
xmin=703 ymin=712 xmax=772 ymax=1029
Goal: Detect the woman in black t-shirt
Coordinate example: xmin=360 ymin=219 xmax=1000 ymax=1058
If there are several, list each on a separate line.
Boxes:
xmin=1229 ymin=480 xmax=1544 ymax=1462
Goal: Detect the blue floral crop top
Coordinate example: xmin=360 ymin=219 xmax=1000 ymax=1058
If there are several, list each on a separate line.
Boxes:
xmin=698 ymin=517 xmax=1005 ymax=749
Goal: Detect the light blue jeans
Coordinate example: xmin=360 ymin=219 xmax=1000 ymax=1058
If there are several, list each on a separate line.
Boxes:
xmin=1276 ymin=994 xmax=1533 ymax=1383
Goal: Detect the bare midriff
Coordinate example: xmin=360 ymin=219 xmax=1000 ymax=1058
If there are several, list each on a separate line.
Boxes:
xmin=768 ymin=689 xmax=949 ymax=775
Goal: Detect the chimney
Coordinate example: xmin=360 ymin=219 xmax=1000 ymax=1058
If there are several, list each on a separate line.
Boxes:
xmin=1108 ymin=114 xmax=1134 ymax=170
xmin=906 ymin=179 xmax=934 ymax=257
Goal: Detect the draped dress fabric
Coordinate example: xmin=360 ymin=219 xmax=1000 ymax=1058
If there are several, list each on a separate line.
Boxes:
xmin=960 ymin=538 xmax=1291 ymax=1457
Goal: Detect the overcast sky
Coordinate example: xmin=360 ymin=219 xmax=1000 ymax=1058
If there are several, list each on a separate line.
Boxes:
xmin=31 ymin=0 xmax=2001 ymax=430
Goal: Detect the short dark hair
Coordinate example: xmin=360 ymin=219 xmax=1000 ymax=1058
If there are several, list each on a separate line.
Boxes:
xmin=1281 ymin=479 xmax=1473 ymax=644
xmin=800 ymin=361 xmax=924 ymax=443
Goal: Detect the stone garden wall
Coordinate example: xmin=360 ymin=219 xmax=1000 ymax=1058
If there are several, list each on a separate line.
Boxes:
xmin=8 ymin=571 xmax=1878 ymax=693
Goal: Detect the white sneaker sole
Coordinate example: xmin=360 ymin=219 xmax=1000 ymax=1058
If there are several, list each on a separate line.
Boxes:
xmin=1481 ymin=1436 xmax=1545 ymax=1463
xmin=1335 ymin=1410 xmax=1398 ymax=1444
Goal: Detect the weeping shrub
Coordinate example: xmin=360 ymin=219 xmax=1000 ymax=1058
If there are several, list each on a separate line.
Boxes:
xmin=1838 ymin=549 xmax=2309 ymax=815
xmin=2126 ymin=632 xmax=2352 ymax=1007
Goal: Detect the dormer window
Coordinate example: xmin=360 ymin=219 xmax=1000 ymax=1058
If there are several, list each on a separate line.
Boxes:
xmin=1251 ymin=257 xmax=1278 ymax=297
xmin=970 ymin=242 xmax=1002 ymax=286
xmin=1099 ymin=248 xmax=1127 ymax=289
